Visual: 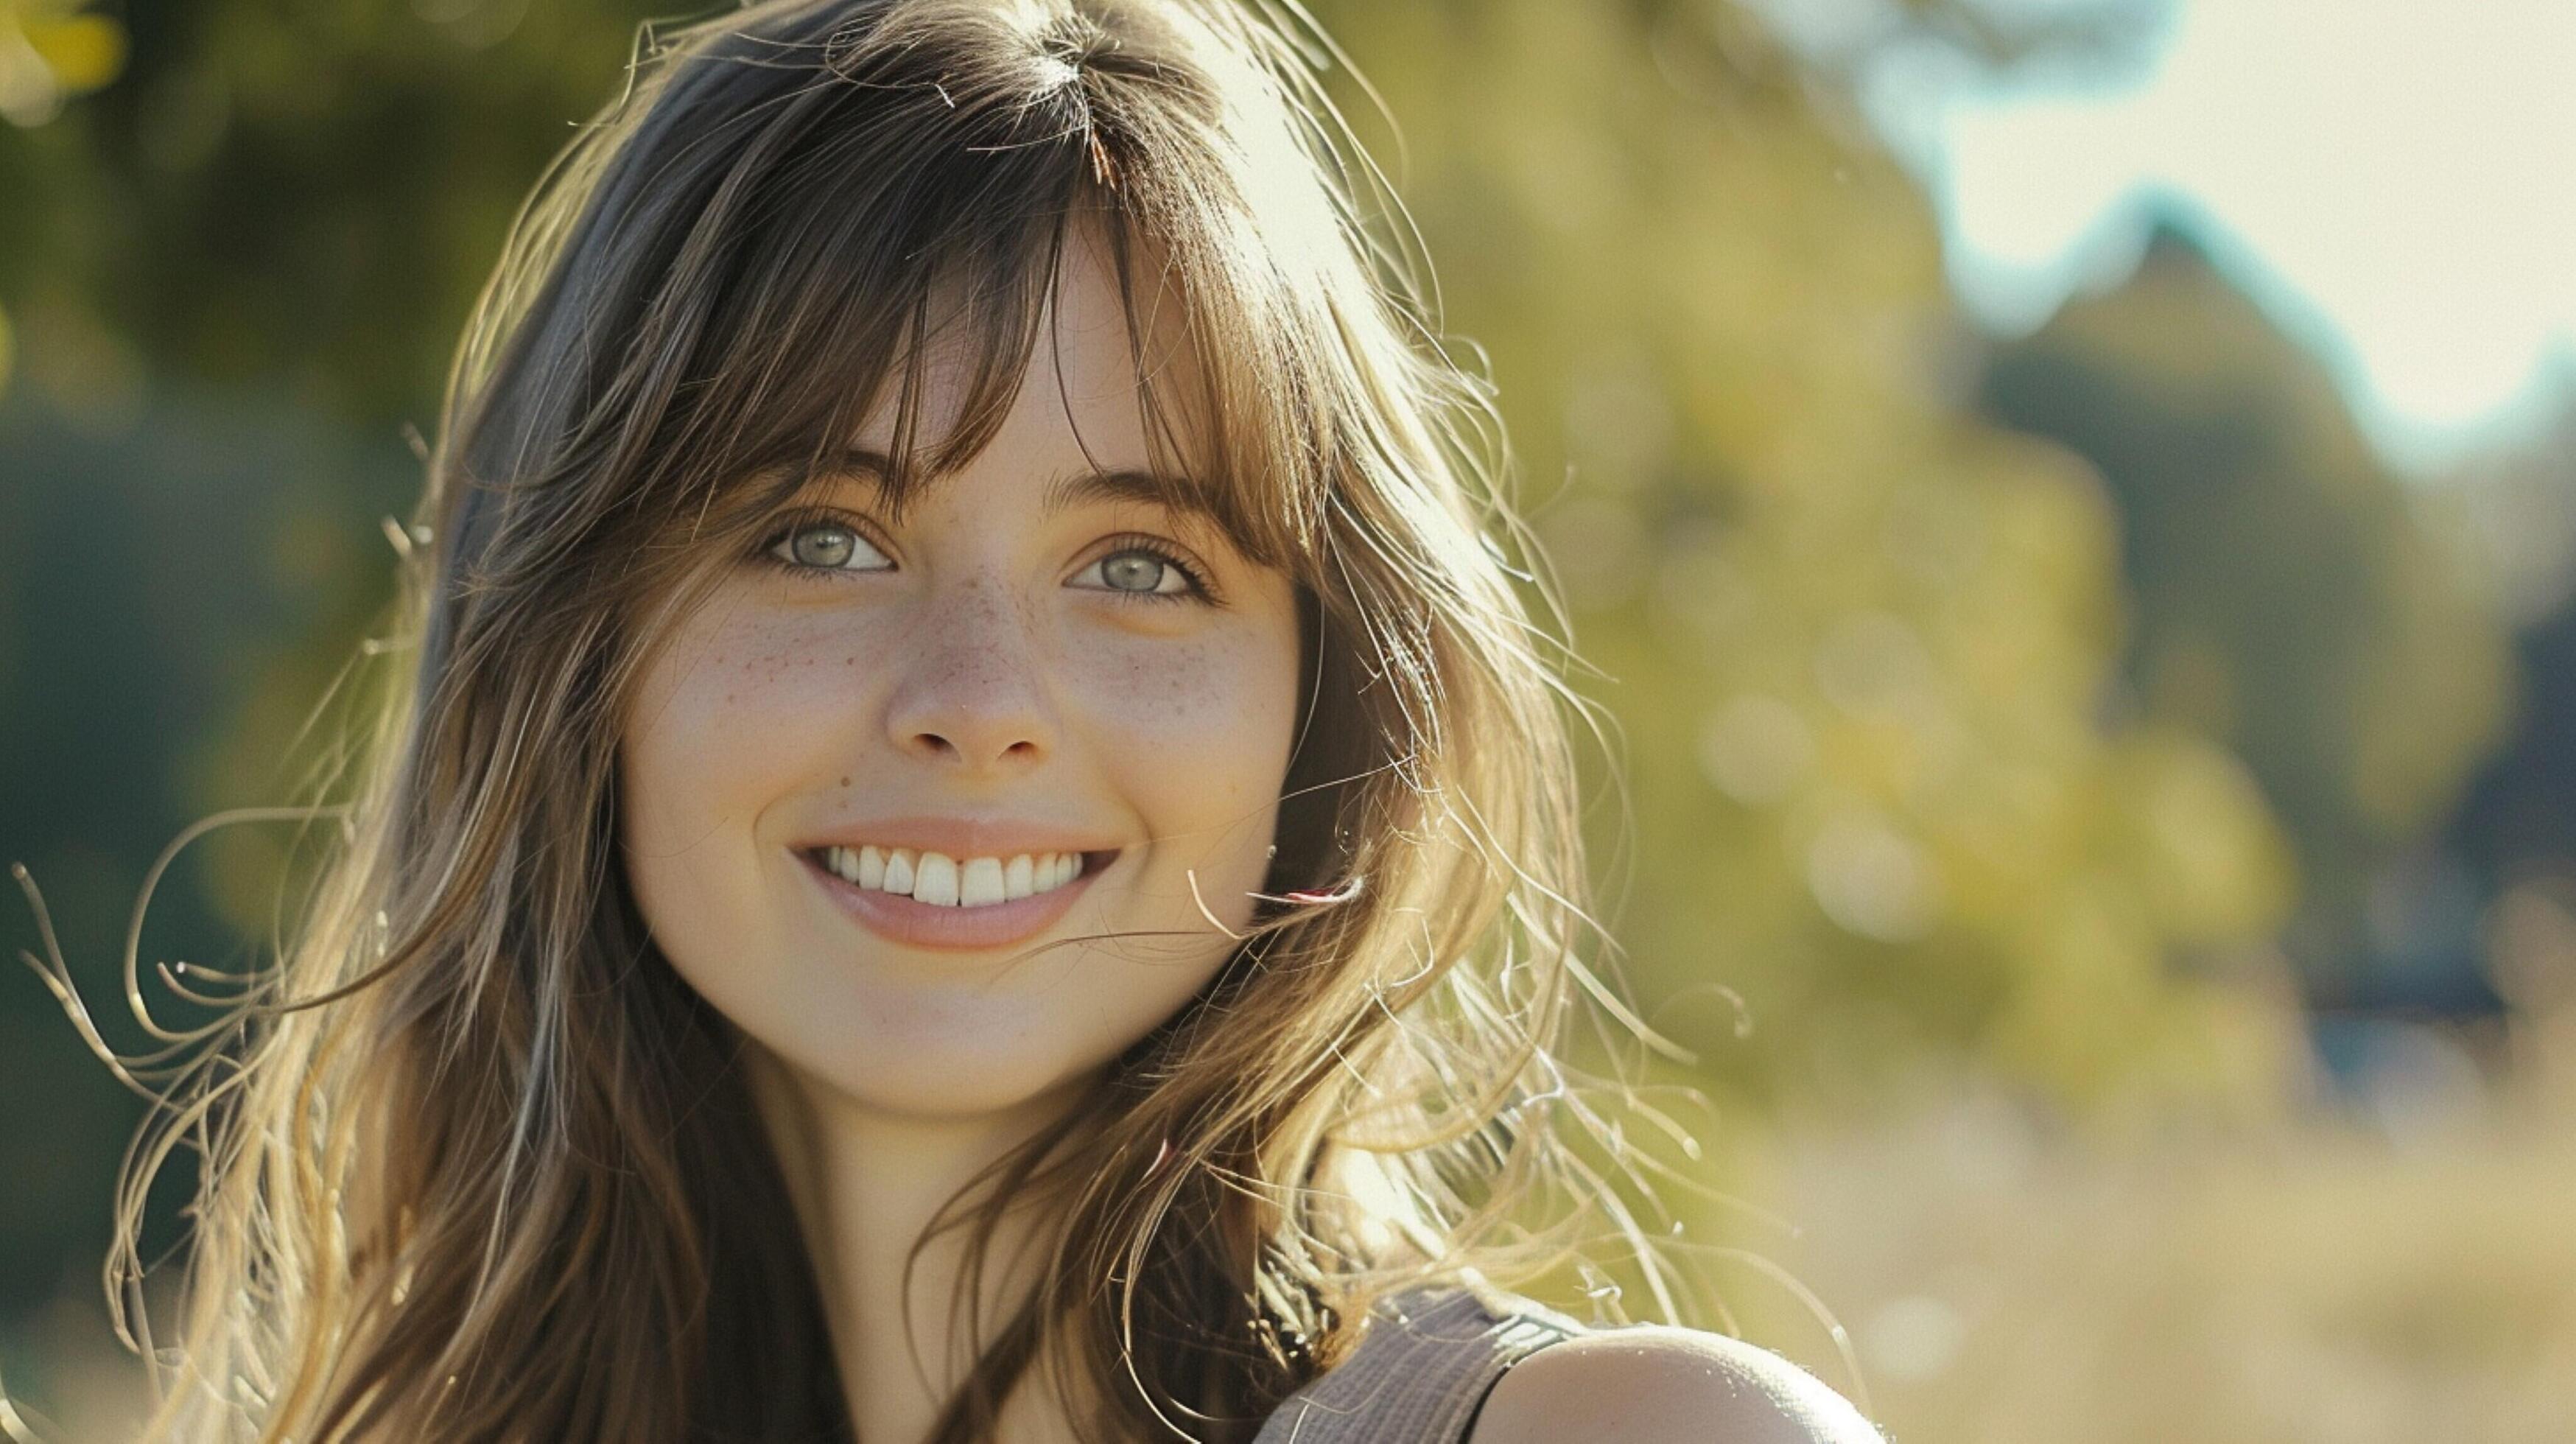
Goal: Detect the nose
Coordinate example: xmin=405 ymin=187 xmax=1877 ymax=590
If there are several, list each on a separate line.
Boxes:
xmin=881 ymin=572 xmax=1059 ymax=775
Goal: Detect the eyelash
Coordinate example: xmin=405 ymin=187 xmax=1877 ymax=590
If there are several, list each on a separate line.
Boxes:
xmin=751 ymin=508 xmax=1219 ymax=606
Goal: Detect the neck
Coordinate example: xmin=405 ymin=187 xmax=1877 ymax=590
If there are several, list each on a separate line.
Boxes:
xmin=744 ymin=1049 xmax=1099 ymax=1444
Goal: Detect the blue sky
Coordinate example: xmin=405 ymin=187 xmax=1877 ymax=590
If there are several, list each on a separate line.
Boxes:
xmin=1774 ymin=0 xmax=2576 ymax=476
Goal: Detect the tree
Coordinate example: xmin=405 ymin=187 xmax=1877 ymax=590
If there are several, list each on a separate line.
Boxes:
xmin=1982 ymin=221 xmax=2516 ymax=1012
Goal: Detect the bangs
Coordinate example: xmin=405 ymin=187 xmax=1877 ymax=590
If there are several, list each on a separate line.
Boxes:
xmin=598 ymin=0 xmax=1336 ymax=575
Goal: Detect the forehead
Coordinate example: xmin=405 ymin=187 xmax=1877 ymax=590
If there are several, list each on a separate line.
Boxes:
xmin=860 ymin=230 xmax=1148 ymax=441
xmin=827 ymin=222 xmax=1226 ymax=533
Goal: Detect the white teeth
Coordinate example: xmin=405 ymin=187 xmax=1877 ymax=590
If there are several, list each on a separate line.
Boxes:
xmin=960 ymin=857 xmax=1006 ymax=906
xmin=820 ymin=845 xmax=1097 ymax=908
xmin=912 ymin=852 xmax=959 ymax=905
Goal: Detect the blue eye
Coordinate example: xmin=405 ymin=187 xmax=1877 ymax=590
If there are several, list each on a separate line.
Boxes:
xmin=1080 ymin=539 xmax=1213 ymax=605
xmin=1094 ymin=550 xmax=1185 ymax=597
xmin=763 ymin=516 xmax=890 ymax=572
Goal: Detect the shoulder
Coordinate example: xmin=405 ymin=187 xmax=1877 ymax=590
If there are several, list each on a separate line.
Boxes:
xmin=1465 ymin=1325 xmax=1884 ymax=1444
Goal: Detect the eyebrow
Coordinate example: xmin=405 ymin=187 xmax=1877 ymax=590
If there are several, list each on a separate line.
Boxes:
xmin=817 ymin=446 xmax=1215 ymax=525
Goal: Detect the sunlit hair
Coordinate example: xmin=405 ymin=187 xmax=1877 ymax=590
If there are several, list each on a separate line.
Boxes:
xmin=15 ymin=0 xmax=1673 ymax=1438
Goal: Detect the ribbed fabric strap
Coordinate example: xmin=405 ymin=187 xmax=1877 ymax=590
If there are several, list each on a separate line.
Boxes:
xmin=1252 ymin=1279 xmax=1585 ymax=1444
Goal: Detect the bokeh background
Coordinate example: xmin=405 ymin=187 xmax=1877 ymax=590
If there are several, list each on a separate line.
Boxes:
xmin=4 ymin=0 xmax=2572 ymax=1440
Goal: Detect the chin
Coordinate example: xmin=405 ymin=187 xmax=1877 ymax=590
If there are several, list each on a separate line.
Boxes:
xmin=712 ymin=950 xmax=1201 ymax=1123
xmin=783 ymin=1023 xmax=1106 ymax=1121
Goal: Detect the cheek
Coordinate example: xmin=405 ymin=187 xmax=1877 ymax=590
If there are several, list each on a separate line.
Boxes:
xmin=1074 ymin=619 xmax=1302 ymax=874
xmin=617 ymin=603 xmax=861 ymax=947
xmin=624 ymin=605 xmax=868 ymax=827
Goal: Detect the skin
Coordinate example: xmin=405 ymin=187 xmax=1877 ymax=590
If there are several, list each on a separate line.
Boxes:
xmin=1470 ymin=1328 xmax=1887 ymax=1443
xmin=617 ymin=230 xmax=1305 ymax=1442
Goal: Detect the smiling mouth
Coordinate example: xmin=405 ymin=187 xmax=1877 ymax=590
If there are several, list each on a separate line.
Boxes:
xmin=801 ymin=845 xmax=1121 ymax=909
xmin=798 ymin=843 xmax=1122 ymax=953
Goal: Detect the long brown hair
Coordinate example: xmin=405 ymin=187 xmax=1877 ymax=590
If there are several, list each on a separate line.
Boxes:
xmin=18 ymin=0 xmax=1656 ymax=1437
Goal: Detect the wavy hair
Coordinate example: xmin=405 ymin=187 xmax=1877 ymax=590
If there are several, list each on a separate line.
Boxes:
xmin=15 ymin=0 xmax=1665 ymax=1438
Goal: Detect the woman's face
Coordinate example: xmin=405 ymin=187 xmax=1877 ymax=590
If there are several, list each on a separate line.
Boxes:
xmin=617 ymin=242 xmax=1305 ymax=1118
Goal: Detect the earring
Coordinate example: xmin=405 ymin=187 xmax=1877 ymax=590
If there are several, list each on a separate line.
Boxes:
xmin=1266 ymin=844 xmax=1278 ymax=858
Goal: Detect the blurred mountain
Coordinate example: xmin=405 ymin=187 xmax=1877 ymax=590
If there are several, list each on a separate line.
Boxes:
xmin=2438 ymin=389 xmax=2576 ymax=965
xmin=1978 ymin=217 xmax=2517 ymax=1012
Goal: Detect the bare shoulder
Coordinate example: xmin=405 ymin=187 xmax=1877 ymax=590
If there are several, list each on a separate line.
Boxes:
xmin=1467 ymin=1325 xmax=1884 ymax=1444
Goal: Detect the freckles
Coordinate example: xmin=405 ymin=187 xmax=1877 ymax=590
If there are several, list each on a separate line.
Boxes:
xmin=644 ymin=604 xmax=866 ymax=772
xmin=1095 ymin=638 xmax=1229 ymax=731
xmin=714 ymin=612 xmax=871 ymax=701
xmin=1091 ymin=628 xmax=1295 ymax=777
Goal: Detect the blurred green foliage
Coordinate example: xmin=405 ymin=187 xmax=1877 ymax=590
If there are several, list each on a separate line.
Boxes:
xmin=4 ymin=0 xmax=687 ymax=1331
xmin=1311 ymin=0 xmax=2306 ymax=1114
xmin=0 ymin=0 xmax=123 ymax=128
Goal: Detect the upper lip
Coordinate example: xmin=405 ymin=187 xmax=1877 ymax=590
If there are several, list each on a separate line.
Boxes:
xmin=794 ymin=814 xmax=1124 ymax=861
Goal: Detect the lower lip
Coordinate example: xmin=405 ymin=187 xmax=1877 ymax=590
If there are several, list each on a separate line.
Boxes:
xmin=798 ymin=849 xmax=1117 ymax=952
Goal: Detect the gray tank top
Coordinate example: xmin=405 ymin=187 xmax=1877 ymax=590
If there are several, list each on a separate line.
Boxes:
xmin=1252 ymin=1276 xmax=1587 ymax=1443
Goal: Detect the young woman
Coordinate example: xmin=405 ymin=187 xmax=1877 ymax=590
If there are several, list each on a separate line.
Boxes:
xmin=19 ymin=0 xmax=1883 ymax=1438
